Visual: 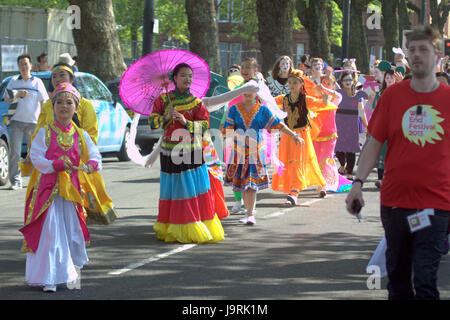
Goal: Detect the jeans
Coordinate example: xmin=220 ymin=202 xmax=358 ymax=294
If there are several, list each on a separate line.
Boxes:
xmin=9 ymin=120 xmax=35 ymax=185
xmin=381 ymin=206 xmax=449 ymax=300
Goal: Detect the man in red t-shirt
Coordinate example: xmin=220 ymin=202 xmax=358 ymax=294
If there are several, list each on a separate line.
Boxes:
xmin=346 ymin=26 xmax=450 ymax=300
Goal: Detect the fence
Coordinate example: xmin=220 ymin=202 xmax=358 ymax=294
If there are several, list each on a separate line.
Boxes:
xmin=0 ymin=36 xmax=263 ymax=80
xmin=0 ymin=37 xmax=77 ymax=80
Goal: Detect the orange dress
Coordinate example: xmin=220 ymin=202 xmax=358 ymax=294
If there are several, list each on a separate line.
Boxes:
xmin=271 ymin=94 xmax=326 ymax=193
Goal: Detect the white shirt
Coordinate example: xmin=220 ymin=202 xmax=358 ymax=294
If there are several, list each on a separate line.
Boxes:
xmin=4 ymin=75 xmax=49 ymax=124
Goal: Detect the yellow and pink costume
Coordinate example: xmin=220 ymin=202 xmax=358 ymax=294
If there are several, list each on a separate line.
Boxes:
xmin=20 ymin=120 xmax=101 ymax=287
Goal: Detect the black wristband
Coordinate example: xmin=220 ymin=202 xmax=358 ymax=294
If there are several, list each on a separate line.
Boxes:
xmin=353 ymin=178 xmax=364 ymax=187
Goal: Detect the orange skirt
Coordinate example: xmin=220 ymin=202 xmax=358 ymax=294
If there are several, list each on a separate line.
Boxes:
xmin=272 ymin=127 xmax=326 ymax=193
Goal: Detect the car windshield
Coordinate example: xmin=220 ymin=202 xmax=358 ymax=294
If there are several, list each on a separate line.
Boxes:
xmin=79 ymin=75 xmax=112 ymax=102
xmin=0 ymin=80 xmax=8 ymax=100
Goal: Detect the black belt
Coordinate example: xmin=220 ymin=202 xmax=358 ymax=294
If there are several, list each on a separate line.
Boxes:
xmin=337 ymin=109 xmax=358 ymax=115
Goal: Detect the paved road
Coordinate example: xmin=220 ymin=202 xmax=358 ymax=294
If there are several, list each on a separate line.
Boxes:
xmin=1 ymin=157 xmax=449 ymax=302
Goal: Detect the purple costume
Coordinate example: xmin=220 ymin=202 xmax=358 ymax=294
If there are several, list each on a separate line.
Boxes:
xmin=335 ymin=89 xmax=368 ymax=152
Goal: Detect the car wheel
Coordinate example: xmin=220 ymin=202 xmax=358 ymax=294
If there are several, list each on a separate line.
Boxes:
xmin=117 ymin=126 xmax=131 ymax=162
xmin=0 ymin=139 xmax=9 ymax=186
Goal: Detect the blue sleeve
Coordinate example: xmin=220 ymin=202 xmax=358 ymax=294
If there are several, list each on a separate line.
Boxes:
xmin=222 ymin=105 xmax=236 ymax=130
xmin=261 ymin=105 xmax=282 ymax=130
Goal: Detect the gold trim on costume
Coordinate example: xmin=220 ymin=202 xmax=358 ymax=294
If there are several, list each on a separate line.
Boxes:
xmin=52 ymin=65 xmax=74 ymax=76
xmin=313 ymin=132 xmax=338 ymax=142
xmin=50 ymin=124 xmax=76 ymax=151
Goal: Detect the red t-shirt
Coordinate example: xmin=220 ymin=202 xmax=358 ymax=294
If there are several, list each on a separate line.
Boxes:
xmin=368 ymin=79 xmax=450 ymax=210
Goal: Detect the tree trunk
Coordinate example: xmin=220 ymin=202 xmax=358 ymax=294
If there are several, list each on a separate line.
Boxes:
xmin=348 ymin=0 xmax=370 ymax=74
xmin=256 ymin=0 xmax=294 ymax=76
xmin=185 ymin=0 xmax=221 ymax=74
xmin=68 ymin=0 xmax=127 ymax=82
xmin=398 ymin=0 xmax=411 ymax=49
xmin=381 ymin=0 xmax=400 ymax=62
xmin=131 ymin=29 xmax=138 ymax=61
xmin=296 ymin=0 xmax=332 ymax=64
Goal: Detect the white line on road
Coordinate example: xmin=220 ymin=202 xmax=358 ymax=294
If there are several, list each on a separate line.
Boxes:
xmin=108 ymin=195 xmax=334 ymax=275
xmin=108 ymin=244 xmax=197 ymax=276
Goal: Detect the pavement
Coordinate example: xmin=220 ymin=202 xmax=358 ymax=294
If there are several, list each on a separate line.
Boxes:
xmin=0 ymin=157 xmax=449 ymax=302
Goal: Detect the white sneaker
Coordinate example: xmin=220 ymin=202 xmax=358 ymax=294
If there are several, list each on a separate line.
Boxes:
xmin=43 ymin=285 xmax=56 ymax=292
xmin=285 ymin=194 xmax=297 ymax=206
xmin=10 ymin=181 xmax=22 ymax=190
xmin=239 ymin=215 xmax=249 ymax=224
xmin=231 ymin=202 xmax=243 ymax=213
xmin=246 ymin=215 xmax=256 ymax=225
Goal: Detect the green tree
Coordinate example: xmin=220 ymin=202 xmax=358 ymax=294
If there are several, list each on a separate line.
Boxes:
xmin=0 ymin=0 xmax=66 ymax=8
xmin=68 ymin=0 xmax=127 ymax=82
xmin=429 ymin=0 xmax=450 ymax=36
xmin=185 ymin=0 xmax=221 ymax=73
xmin=154 ymin=0 xmax=189 ymax=47
xmin=349 ymin=0 xmax=371 ymax=74
xmin=113 ymin=0 xmax=144 ymax=60
xmin=228 ymin=0 xmax=303 ymax=44
xmin=256 ymin=0 xmax=295 ymax=76
xmin=381 ymin=0 xmax=400 ymax=62
xmin=296 ymin=0 xmax=333 ymax=64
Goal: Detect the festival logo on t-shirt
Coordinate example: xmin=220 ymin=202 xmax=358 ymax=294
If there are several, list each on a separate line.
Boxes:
xmin=402 ymin=105 xmax=444 ymax=147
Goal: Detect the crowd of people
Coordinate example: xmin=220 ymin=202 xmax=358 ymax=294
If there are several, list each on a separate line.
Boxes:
xmin=3 ymin=25 xmax=450 ymax=299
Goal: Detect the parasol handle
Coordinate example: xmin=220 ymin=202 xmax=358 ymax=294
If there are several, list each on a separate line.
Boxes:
xmin=163 ymin=84 xmax=175 ymax=125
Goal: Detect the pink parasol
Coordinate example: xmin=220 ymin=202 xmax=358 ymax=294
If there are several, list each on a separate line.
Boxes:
xmin=119 ymin=49 xmax=211 ymax=116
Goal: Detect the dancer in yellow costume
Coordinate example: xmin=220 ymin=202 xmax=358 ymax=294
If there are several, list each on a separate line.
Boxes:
xmin=21 ymin=63 xmax=117 ymax=225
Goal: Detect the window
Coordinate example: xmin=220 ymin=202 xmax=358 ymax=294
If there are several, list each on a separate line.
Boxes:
xmin=231 ymin=0 xmax=244 ymax=23
xmin=230 ymin=43 xmax=242 ymax=66
xmin=218 ymin=0 xmax=243 ymax=23
xmin=0 ymin=80 xmax=9 ymax=101
xmin=379 ymin=47 xmax=383 ymax=60
xmin=296 ymin=43 xmax=305 ymax=66
xmin=80 ymin=75 xmax=112 ymax=102
xmin=220 ymin=42 xmax=229 ymax=74
xmin=220 ymin=42 xmax=242 ymax=74
xmin=75 ymin=77 xmax=88 ymax=99
xmin=217 ymin=0 xmax=230 ymax=23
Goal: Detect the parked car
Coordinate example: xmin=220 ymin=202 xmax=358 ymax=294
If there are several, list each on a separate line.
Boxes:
xmin=0 ymin=71 xmax=132 ymax=161
xmin=105 ymin=71 xmax=230 ymax=155
xmin=0 ymin=122 xmax=9 ymax=186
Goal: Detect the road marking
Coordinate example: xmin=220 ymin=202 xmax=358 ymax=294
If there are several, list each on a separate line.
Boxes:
xmin=108 ymin=243 xmax=197 ymax=276
xmin=108 ymin=194 xmax=334 ymax=275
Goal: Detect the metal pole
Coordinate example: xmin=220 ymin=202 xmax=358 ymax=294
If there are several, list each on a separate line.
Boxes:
xmin=420 ymin=0 xmax=426 ymax=25
xmin=342 ymin=0 xmax=351 ymax=61
xmin=142 ymin=0 xmax=155 ymax=56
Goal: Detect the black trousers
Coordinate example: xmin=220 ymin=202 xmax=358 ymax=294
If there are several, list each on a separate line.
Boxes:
xmin=335 ymin=152 xmax=356 ymax=175
xmin=381 ymin=206 xmax=449 ymax=300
